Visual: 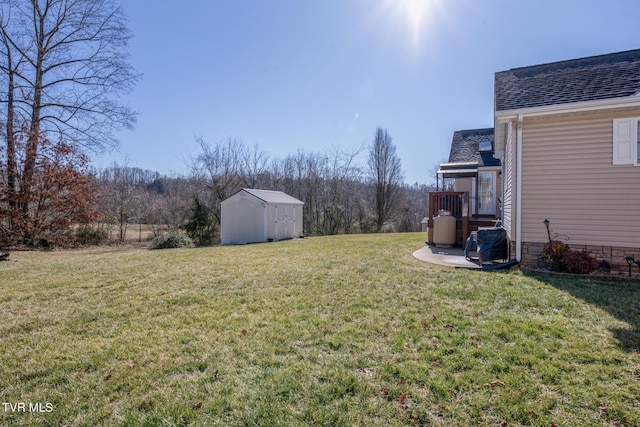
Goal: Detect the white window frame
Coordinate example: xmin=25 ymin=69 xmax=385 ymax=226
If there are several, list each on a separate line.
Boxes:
xmin=477 ymin=171 xmax=497 ymax=216
xmin=612 ymin=118 xmax=640 ymax=166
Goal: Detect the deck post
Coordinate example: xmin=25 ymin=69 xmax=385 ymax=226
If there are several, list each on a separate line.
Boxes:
xmin=461 ymin=192 xmax=469 ymax=246
xmin=427 ymin=192 xmax=437 ymax=244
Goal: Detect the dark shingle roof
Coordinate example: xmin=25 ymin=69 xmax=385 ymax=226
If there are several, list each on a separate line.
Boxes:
xmin=495 ymin=49 xmax=640 ymax=112
xmin=448 ymin=128 xmax=495 ymax=165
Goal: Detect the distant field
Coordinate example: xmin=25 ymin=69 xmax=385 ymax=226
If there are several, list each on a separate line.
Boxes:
xmin=1 ymin=233 xmax=639 ymax=426
xmin=94 ymin=223 xmax=168 ymax=244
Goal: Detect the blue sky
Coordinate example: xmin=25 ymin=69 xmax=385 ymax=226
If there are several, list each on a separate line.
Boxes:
xmin=97 ymin=0 xmax=640 ymax=184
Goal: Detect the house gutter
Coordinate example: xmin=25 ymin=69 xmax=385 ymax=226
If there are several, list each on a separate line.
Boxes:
xmin=515 ymin=113 xmax=523 ymax=262
xmin=496 ymin=95 xmax=640 ymax=121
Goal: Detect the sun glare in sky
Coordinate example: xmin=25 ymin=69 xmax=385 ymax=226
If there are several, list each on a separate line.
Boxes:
xmin=377 ymin=0 xmax=442 ymax=53
xmin=406 ymin=0 xmax=440 ymax=50
xmin=405 ymin=0 xmax=429 ymax=30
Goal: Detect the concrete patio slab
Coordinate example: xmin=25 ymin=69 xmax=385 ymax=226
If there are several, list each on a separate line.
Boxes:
xmin=412 ymin=244 xmax=482 ymax=269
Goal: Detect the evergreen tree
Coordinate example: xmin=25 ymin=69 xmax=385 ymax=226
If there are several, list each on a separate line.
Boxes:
xmin=181 ymin=198 xmax=214 ymax=246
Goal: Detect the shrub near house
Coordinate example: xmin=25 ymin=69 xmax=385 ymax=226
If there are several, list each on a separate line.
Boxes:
xmin=542 ymin=241 xmax=597 ymax=274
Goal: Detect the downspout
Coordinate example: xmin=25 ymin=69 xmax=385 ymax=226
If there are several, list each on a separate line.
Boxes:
xmin=515 ymin=113 xmax=524 ymax=262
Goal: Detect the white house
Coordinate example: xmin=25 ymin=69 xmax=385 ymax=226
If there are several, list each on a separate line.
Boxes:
xmin=220 ymin=189 xmax=304 ymax=245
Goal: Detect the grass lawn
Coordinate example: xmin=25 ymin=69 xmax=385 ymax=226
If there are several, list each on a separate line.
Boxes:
xmin=1 ymin=233 xmax=639 ymax=426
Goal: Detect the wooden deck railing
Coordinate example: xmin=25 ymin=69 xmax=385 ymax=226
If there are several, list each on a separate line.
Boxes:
xmin=427 ymin=191 xmax=470 ymax=246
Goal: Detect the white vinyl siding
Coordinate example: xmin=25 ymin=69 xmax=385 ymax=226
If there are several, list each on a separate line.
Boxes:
xmin=520 ymin=112 xmax=640 ymax=248
xmin=454 ymin=177 xmax=472 ymax=194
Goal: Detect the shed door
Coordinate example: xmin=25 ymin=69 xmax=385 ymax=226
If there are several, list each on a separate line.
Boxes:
xmin=275 ymin=205 xmax=294 ymax=240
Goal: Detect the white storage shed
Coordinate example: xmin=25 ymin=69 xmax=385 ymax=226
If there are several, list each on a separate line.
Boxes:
xmin=220 ymin=189 xmax=304 ymax=245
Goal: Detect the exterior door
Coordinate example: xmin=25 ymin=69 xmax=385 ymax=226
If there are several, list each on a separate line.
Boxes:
xmin=478 ymin=171 xmax=496 ymax=215
xmin=275 ymin=205 xmax=294 ymax=239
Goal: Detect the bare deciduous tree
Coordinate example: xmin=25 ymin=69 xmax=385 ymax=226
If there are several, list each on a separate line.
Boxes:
xmin=322 ymin=145 xmax=363 ymax=234
xmin=95 ymin=161 xmax=144 ymax=243
xmin=189 ymin=137 xmax=247 ymax=240
xmin=243 ymin=143 xmax=269 ymax=189
xmin=367 ymin=127 xmax=405 ymax=232
xmin=0 ymin=0 xmax=138 ymax=243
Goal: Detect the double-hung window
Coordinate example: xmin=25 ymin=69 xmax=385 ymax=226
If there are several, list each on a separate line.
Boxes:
xmin=612 ymin=118 xmax=640 ymax=165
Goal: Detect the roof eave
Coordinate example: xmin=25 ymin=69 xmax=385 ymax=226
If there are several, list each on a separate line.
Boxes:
xmin=437 ymin=171 xmax=478 ymax=178
xmin=438 ymin=161 xmax=479 ymax=168
xmin=437 ymin=161 xmax=480 ymax=178
xmin=231 ymin=188 xmax=305 ymax=205
xmin=495 ymin=94 xmax=640 ymax=122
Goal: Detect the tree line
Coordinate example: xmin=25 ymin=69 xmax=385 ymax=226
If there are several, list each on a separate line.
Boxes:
xmin=0 ymin=1 xmax=433 ymax=247
xmin=88 ymin=133 xmax=432 ymax=247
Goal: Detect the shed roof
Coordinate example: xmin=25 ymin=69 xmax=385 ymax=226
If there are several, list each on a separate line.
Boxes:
xmin=495 ymin=48 xmax=640 ymax=112
xmin=241 ymin=188 xmax=304 ymax=205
